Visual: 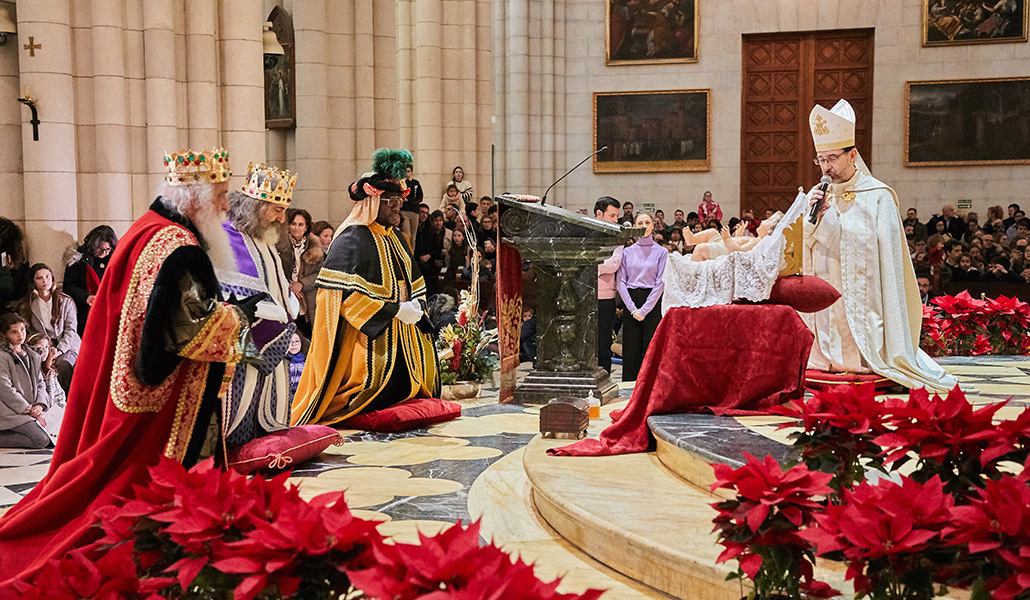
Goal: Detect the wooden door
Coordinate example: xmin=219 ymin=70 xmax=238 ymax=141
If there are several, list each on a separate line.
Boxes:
xmin=741 ymin=29 xmax=874 ymax=216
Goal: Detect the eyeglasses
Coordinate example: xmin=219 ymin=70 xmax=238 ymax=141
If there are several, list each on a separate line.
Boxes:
xmin=94 ymin=244 xmax=112 ymax=256
xmin=380 ymin=195 xmax=403 ymax=206
xmin=812 ymin=151 xmax=847 ymax=166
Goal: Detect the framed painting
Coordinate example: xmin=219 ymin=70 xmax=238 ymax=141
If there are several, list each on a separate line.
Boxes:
xmin=923 ymin=0 xmax=1028 ymax=46
xmin=593 ymin=90 xmax=710 ymax=173
xmin=606 ymin=0 xmax=697 ymax=65
xmin=264 ymin=6 xmax=296 ymax=129
xmin=905 ymin=77 xmax=1030 ymax=167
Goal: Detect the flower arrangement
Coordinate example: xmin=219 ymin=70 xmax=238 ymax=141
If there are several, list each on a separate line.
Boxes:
xmin=772 ymin=384 xmax=894 ymax=493
xmin=921 ymin=292 xmax=1030 ymax=356
xmin=801 ymin=475 xmax=959 ymax=600
xmin=710 ymin=453 xmax=840 ymax=600
xmin=437 ymin=289 xmax=498 ymax=385
xmin=10 ymin=457 xmax=603 ymax=600
xmin=713 ymin=384 xmax=1030 ymax=600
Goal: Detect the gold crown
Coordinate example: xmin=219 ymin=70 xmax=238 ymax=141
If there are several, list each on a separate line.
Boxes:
xmin=164 ymin=148 xmax=232 ymax=186
xmin=241 ymin=162 xmax=297 ymax=206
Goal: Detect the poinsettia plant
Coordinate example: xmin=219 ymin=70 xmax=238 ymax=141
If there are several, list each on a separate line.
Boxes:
xmin=437 ymin=289 xmax=498 ymax=385
xmin=9 ymin=457 xmax=604 ymax=600
xmin=873 ymin=387 xmax=1029 ymax=498
xmin=947 ymin=466 xmax=1030 ymax=600
xmin=801 ymin=475 xmax=960 ymax=600
xmin=772 ymin=384 xmax=894 ymax=493
xmin=710 ymin=453 xmax=840 ymax=600
xmin=921 ymin=292 xmax=1030 ymax=356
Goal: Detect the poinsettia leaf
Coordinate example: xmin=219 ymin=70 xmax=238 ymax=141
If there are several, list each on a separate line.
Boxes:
xmin=234 ymin=574 xmax=268 ymax=600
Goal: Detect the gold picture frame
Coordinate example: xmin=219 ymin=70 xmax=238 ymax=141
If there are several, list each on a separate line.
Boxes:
xmin=923 ymin=0 xmax=1028 ymax=47
xmin=593 ymin=89 xmax=710 ymax=174
xmin=905 ymin=77 xmax=1030 ymax=167
xmin=606 ymin=0 xmax=698 ymax=65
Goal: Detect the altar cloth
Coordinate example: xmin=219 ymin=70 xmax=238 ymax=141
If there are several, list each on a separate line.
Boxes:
xmin=549 ymin=304 xmax=813 ymax=456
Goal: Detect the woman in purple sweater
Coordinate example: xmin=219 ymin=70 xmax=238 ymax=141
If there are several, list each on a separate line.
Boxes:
xmin=617 ymin=211 xmax=666 ymax=381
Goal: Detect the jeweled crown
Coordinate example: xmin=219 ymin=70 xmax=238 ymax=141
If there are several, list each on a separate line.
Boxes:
xmin=164 ymin=148 xmax=232 ymax=186
xmin=241 ymin=162 xmax=297 ymax=207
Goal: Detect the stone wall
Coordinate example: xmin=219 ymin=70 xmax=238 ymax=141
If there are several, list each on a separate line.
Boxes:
xmin=497 ymin=0 xmax=1030 ymax=219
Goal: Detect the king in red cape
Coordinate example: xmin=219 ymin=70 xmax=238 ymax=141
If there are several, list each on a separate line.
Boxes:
xmin=0 ymin=148 xmax=258 ymax=584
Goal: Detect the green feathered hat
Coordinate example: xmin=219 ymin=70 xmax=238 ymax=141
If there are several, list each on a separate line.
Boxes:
xmin=348 ymin=148 xmax=413 ymax=201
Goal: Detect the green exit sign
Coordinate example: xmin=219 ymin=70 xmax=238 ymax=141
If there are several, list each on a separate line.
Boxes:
xmin=957 ymin=199 xmax=972 ymax=210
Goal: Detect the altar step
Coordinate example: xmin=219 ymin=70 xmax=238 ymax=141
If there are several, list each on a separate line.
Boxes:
xmin=524 ymin=423 xmax=850 ymax=600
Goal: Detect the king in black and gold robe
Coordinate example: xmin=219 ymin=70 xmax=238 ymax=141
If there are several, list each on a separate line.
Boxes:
xmin=290 ymin=221 xmax=439 ymax=425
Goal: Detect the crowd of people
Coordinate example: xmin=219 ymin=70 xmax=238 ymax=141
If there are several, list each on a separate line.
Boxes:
xmin=905 ymin=203 xmax=1030 ymax=295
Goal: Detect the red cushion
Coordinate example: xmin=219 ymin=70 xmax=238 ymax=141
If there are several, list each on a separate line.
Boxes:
xmin=227 ymin=424 xmax=342 ymax=474
xmin=768 ymin=275 xmax=841 ymax=313
xmin=339 ymin=397 xmax=461 ymax=433
xmin=804 ymin=369 xmax=895 ymax=391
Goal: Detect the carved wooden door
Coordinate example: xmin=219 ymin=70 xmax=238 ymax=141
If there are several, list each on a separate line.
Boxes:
xmin=741 ymin=29 xmax=874 ymax=216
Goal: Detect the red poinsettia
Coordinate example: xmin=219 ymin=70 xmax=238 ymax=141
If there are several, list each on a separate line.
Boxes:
xmin=801 ymin=475 xmax=957 ymax=600
xmin=922 ymin=292 xmax=1030 ymax=356
xmin=772 ymin=384 xmax=895 ymax=491
xmin=709 ymin=453 xmax=839 ymax=599
xmin=8 ymin=542 xmax=142 ymax=600
xmin=873 ymin=386 xmax=1016 ymax=496
xmin=347 ymin=520 xmax=604 ymax=600
xmin=948 ymin=475 xmax=1030 ymax=600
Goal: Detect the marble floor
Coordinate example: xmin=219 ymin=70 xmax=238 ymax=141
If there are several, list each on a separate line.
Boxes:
xmin=0 ymin=357 xmax=1027 ymax=599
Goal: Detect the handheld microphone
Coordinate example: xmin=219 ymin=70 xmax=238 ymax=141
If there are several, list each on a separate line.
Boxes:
xmin=540 ymin=146 xmax=608 ymax=206
xmin=808 ymin=175 xmax=832 ymax=224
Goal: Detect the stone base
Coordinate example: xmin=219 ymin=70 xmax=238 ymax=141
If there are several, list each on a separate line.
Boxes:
xmin=512 ymin=368 xmax=618 ymax=405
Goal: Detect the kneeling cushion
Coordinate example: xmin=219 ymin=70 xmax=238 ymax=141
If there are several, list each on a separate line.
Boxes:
xmin=805 ymin=369 xmax=895 ymax=392
xmin=340 ymin=397 xmax=461 ymax=433
xmin=227 ymin=424 xmax=342 ymax=474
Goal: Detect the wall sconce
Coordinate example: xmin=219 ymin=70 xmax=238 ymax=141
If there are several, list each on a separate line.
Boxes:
xmin=0 ymin=6 xmax=16 ymax=46
xmin=262 ymin=22 xmax=283 ymax=69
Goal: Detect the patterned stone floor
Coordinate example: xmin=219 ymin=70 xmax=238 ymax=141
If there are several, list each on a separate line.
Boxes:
xmin=0 ymin=357 xmax=1027 ymax=598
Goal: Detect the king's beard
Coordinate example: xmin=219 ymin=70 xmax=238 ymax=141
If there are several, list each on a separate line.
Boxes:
xmin=189 ymin=199 xmax=235 ymax=273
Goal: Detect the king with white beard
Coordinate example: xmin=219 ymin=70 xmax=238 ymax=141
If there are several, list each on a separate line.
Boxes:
xmin=803 ymin=100 xmax=957 ymax=392
xmin=215 ymin=163 xmax=300 ymax=448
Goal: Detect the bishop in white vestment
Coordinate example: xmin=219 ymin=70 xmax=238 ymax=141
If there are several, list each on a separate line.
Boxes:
xmin=802 ymin=100 xmax=957 ymax=392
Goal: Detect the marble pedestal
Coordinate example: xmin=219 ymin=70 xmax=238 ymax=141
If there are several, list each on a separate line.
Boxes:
xmin=497 ymin=196 xmax=639 ymax=405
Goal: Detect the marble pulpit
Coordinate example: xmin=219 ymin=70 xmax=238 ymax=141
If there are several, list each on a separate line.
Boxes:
xmin=497 ymin=195 xmax=641 ymax=404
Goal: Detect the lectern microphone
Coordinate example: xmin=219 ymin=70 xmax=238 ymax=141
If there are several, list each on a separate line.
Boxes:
xmin=540 ymin=146 xmax=608 ymax=206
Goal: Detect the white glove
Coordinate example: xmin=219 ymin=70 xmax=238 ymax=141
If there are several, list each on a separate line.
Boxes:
xmin=396 ymin=300 xmax=423 ymax=325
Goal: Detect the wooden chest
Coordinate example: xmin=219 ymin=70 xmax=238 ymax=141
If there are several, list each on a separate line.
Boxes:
xmin=540 ymin=396 xmax=589 ymax=439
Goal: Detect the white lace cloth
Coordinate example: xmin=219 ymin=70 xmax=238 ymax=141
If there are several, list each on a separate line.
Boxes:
xmin=662 ymin=191 xmax=809 ymax=313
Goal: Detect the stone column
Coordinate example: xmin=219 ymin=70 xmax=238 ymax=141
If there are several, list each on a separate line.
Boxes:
xmin=142 ymin=0 xmax=179 ymax=213
xmin=16 ymin=0 xmax=79 ymax=273
xmin=412 ymin=0 xmax=443 ymax=189
xmin=218 ymin=0 xmax=265 ymax=177
xmin=293 ymin=0 xmax=330 ymax=219
xmin=503 ymin=0 xmax=529 ymax=192
xmin=184 ymin=0 xmax=220 ymax=147
xmin=88 ymin=0 xmax=133 ymax=237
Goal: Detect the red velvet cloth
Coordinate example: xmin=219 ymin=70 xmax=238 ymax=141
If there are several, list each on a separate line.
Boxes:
xmin=549 ymin=304 xmax=814 ymax=456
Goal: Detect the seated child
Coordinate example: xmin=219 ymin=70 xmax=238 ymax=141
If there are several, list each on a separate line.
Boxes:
xmin=0 ymin=313 xmax=52 ymax=449
xmin=26 ymin=333 xmax=66 ymax=443
xmin=286 ymin=332 xmax=307 ymax=401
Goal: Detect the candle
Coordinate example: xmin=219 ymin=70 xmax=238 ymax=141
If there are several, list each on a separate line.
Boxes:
xmin=23 ymin=85 xmax=28 ymax=98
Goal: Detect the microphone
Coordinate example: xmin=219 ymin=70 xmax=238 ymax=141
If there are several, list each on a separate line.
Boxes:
xmin=808 ymin=175 xmax=832 ymax=224
xmin=540 ymin=146 xmax=608 ymax=206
